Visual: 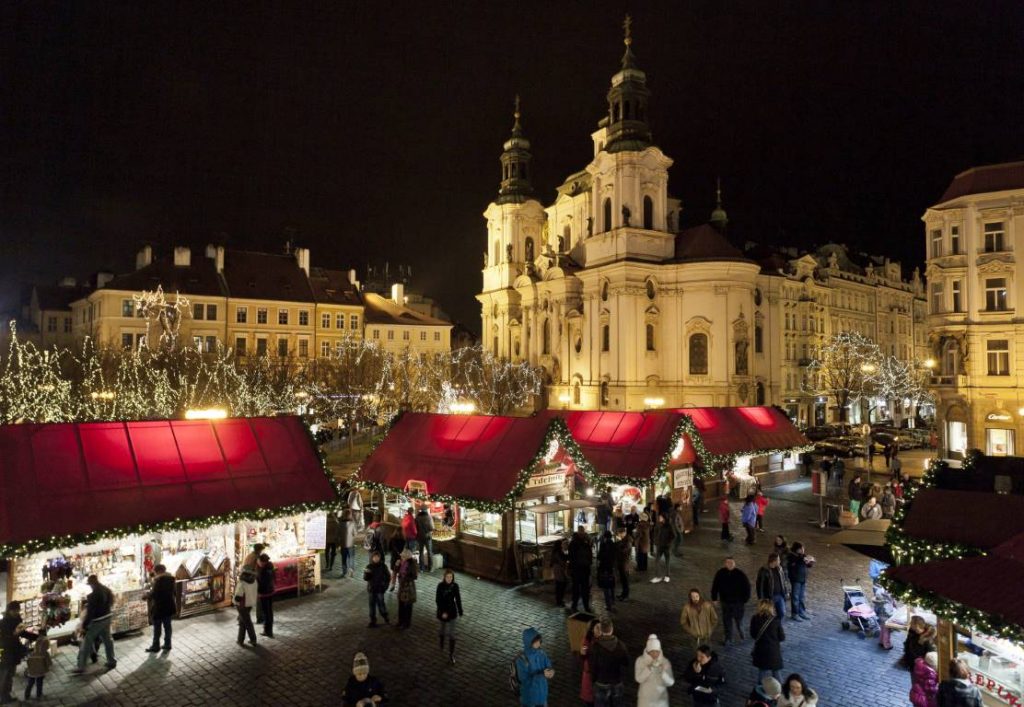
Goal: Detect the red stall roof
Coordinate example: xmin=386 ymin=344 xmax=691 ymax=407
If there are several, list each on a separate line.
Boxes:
xmin=358 ymin=413 xmax=581 ymax=507
xmin=669 ymin=407 xmax=810 ymax=457
xmin=0 ymin=416 xmax=337 ymax=556
xmin=542 ymin=411 xmax=695 ymax=480
xmin=900 ymin=489 xmax=1024 ymax=550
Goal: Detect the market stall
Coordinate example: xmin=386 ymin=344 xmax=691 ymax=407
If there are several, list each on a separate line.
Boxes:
xmin=882 ymin=458 xmax=1024 ymax=706
xmin=356 ymin=412 xmax=600 ymax=583
xmin=0 ymin=416 xmax=339 ymax=636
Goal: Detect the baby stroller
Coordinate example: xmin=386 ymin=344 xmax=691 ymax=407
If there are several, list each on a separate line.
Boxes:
xmin=841 ymin=581 xmax=880 ymax=638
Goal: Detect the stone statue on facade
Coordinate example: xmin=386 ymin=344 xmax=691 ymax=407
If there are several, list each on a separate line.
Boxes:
xmin=622 ymin=205 xmax=631 ymax=227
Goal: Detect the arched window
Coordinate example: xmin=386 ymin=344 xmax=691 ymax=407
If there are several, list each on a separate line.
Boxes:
xmin=689 ymin=333 xmax=708 ymax=375
xmin=557 ymin=236 xmax=565 ymax=253
xmin=754 ymin=324 xmax=763 ymax=353
xmin=524 ymin=237 xmax=534 ymax=262
xmin=562 ymin=225 xmax=570 ymax=250
xmin=572 ymin=382 xmax=581 ymax=405
xmin=756 ymin=382 xmax=766 ymax=405
xmin=601 ymin=325 xmax=610 ymax=352
xmin=600 ymin=381 xmax=610 ymax=406
xmin=493 ymin=336 xmax=499 ymax=356
xmin=603 ymin=198 xmax=612 ymax=232
xmin=643 ymin=196 xmax=654 ymax=229
xmin=646 ymin=323 xmax=655 ymax=352
xmin=542 ymin=319 xmax=550 ymax=355
xmin=601 ymin=281 xmax=609 ymax=301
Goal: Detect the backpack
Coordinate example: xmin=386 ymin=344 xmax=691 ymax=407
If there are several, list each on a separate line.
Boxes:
xmin=509 ymin=651 xmax=524 ymax=696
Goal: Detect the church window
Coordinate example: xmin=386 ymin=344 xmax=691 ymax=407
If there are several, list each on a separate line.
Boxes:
xmin=493 ymin=337 xmax=499 ymax=355
xmin=603 ymin=198 xmax=612 ymax=232
xmin=646 ymin=280 xmax=656 ymax=300
xmin=645 ymin=324 xmax=655 ymax=352
xmin=601 ymin=325 xmax=610 ymax=352
xmin=755 ymin=324 xmax=763 ymax=353
xmin=525 ymin=237 xmax=534 ymax=262
xmin=572 ymin=382 xmax=581 ymax=405
xmin=643 ymin=196 xmax=653 ymax=229
xmin=756 ymin=382 xmax=766 ymax=405
xmin=601 ymin=281 xmax=609 ymax=302
xmin=563 ymin=225 xmax=570 ymax=249
xmin=689 ymin=333 xmax=708 ymax=375
xmin=542 ymin=319 xmax=550 ymax=355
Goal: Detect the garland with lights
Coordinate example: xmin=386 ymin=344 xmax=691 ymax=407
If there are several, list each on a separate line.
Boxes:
xmin=0 ymin=417 xmax=344 ymax=559
xmin=354 ymin=417 xmax=608 ymax=513
xmin=878 ymin=451 xmax=1024 ymax=644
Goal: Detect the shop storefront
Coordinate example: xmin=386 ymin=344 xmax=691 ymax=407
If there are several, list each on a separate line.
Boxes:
xmin=0 ymin=416 xmax=339 ymax=636
xmin=356 ymin=413 xmax=600 ymax=583
xmin=985 ymin=410 xmax=1016 ymax=457
xmin=946 ymin=404 xmax=970 ymax=458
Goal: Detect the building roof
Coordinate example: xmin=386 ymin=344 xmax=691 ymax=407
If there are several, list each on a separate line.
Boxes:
xmin=221 ymin=250 xmax=315 ymax=302
xmin=673 ymin=224 xmax=749 ymax=262
xmin=939 ymin=160 xmax=1024 ymax=203
xmin=0 ymin=416 xmax=338 ymax=555
xmin=667 ymin=406 xmax=810 ymax=459
xmin=357 ymin=413 xmax=575 ymax=506
xmin=900 ymin=488 xmax=1024 ymax=550
xmin=33 ymin=284 xmax=92 ymax=311
xmin=102 ymin=254 xmax=227 ymax=298
xmin=308 ymin=267 xmax=361 ymax=307
xmin=362 ymin=292 xmax=450 ymax=327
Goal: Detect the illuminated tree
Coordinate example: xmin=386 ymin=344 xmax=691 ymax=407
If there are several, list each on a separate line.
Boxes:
xmin=804 ymin=331 xmax=882 ymax=422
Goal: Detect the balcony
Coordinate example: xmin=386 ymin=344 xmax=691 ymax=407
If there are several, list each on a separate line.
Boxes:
xmin=930 ymin=374 xmax=969 ymax=388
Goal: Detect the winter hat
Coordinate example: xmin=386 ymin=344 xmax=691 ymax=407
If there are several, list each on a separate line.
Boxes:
xmin=352 ymin=652 xmax=370 ymax=680
xmin=925 ymin=651 xmax=938 ymax=669
xmin=645 ymin=634 xmax=662 ymax=653
xmin=761 ymin=676 xmax=782 ymax=698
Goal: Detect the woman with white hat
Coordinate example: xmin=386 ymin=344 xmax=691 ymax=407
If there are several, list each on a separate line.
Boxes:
xmin=635 ymin=634 xmax=674 ymax=707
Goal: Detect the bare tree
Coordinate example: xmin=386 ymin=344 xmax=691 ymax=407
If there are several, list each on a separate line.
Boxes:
xmin=804 ymin=331 xmax=882 ymax=422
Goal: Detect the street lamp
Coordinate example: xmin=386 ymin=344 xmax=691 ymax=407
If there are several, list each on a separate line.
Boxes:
xmin=923 ymin=358 xmax=936 ymax=369
xmin=185 ymin=408 xmax=228 ymax=420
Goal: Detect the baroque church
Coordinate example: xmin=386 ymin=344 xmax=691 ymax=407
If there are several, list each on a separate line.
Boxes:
xmin=477 ymin=22 xmax=761 ymax=412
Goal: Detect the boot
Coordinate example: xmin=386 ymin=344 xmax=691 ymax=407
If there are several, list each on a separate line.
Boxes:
xmin=449 ymin=639 xmax=456 ymax=664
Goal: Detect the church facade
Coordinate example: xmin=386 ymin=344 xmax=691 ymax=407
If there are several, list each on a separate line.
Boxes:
xmin=477 ymin=26 xmax=926 ymax=418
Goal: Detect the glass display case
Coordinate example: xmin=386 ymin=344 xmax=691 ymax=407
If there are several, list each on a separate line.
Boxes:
xmin=957 ymin=631 xmax=1024 ymax=705
xmin=460 ymin=507 xmax=501 ymax=540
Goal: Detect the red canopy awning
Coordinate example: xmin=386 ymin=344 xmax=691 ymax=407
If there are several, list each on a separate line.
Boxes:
xmin=901 ymin=489 xmax=1024 ymax=550
xmin=358 ymin=413 xmax=577 ymax=506
xmin=542 ymin=410 xmax=695 ymax=480
xmin=0 ymin=416 xmax=337 ymax=555
xmin=669 ymin=407 xmax=809 ymax=457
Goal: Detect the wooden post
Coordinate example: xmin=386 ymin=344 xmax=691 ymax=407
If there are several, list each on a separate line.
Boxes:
xmin=936 ymin=619 xmax=956 ymax=681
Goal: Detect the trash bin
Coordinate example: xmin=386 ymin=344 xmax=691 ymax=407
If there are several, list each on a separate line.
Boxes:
xmin=566 ymin=612 xmax=596 ymax=653
xmin=825 ymin=504 xmax=842 ymax=528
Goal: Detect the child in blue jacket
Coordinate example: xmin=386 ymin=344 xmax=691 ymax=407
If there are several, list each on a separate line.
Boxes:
xmin=517 ymin=627 xmax=554 ymax=707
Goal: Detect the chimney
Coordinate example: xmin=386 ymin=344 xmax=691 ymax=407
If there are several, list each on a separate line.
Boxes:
xmin=58 ymin=276 xmax=77 ymax=287
xmin=391 ymin=283 xmax=405 ymax=306
xmin=215 ymin=245 xmax=225 ymax=273
xmin=173 ymin=246 xmax=191 ymax=267
xmin=136 ymin=245 xmax=153 ymax=270
xmin=96 ymin=272 xmax=114 ymax=289
xmin=294 ymin=247 xmax=310 ymax=276
xmin=205 ymin=244 xmax=217 ymax=259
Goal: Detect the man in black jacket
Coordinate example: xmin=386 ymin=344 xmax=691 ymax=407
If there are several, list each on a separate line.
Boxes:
xmin=683 ymin=645 xmax=726 ymax=705
xmin=145 ymin=564 xmax=177 ymax=652
xmin=589 ymin=618 xmax=630 ymax=706
xmin=363 ymin=551 xmax=391 ymax=628
xmin=755 ymin=553 xmax=789 ymax=621
xmin=710 ymin=557 xmax=751 ymax=643
xmin=73 ymin=575 xmax=116 ymax=673
xmin=0 ymin=602 xmax=32 ymax=704
xmin=415 ymin=507 xmax=435 ymax=572
xmin=256 ymin=554 xmax=276 ymax=638
xmin=567 ymin=526 xmax=593 ymax=613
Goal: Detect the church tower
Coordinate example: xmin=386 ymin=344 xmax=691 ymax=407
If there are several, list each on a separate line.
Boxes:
xmin=478 ymin=98 xmax=546 ymax=358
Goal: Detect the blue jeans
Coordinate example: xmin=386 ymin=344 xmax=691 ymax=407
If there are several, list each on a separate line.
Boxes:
xmin=77 ymin=616 xmax=115 ymax=669
xmin=791 ymin=581 xmax=807 ymax=617
xmin=368 ymin=592 xmax=388 ymax=623
xmin=341 ymin=547 xmax=355 ymax=574
xmin=772 ymin=593 xmax=786 ymax=620
xmin=593 ymin=681 xmax=625 ymax=707
xmin=419 ymin=537 xmax=433 ymax=571
xmin=758 ymin=668 xmax=782 ymax=683
xmin=151 ymin=615 xmax=172 ymax=649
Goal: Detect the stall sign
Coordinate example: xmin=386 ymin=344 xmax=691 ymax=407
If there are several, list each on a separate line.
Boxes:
xmin=988 ymin=412 xmax=1013 ymax=422
xmin=966 ymin=668 xmax=1022 ymax=706
xmin=673 ymin=468 xmax=693 ymax=489
xmin=405 ymin=480 xmax=429 ymax=495
xmin=304 ymin=512 xmax=327 ymax=550
xmin=528 ymin=471 xmax=565 ymax=489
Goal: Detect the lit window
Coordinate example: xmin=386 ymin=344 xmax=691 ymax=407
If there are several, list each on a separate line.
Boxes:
xmin=987 ymin=339 xmax=1010 ymax=376
xmin=299 ymin=310 xmax=309 ymax=326
xmin=950 ymin=225 xmax=961 ymax=254
xmin=952 ymin=281 xmax=962 ymax=313
xmin=278 ymin=309 xmax=289 ymax=325
xmin=257 ymin=308 xmax=268 ymax=324
xmin=985 ymin=278 xmax=1008 ymax=311
xmin=984 ymin=222 xmax=1006 ymax=253
xmin=237 ymin=307 xmax=248 ymax=324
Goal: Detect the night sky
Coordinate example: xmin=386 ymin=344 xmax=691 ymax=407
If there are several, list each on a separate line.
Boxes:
xmin=4 ymin=2 xmax=1023 ymax=330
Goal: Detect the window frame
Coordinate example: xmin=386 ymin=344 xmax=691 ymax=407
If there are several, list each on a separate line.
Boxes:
xmin=688 ymin=333 xmax=709 ymax=375
xmin=987 ymin=339 xmax=1010 ymax=376
xmin=237 ymin=306 xmax=248 ymax=324
xmin=278 ymin=309 xmax=289 ymax=325
xmin=257 ymin=308 xmax=268 ymax=324
xmin=321 ymin=312 xmax=331 ymax=328
xmin=984 ymin=222 xmax=1006 ymax=253
xmin=298 ymin=310 xmax=309 ymax=327
xmin=985 ymin=277 xmax=1009 ymax=312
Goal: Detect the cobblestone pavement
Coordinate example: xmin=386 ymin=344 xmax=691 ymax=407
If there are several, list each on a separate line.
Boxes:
xmin=31 ymin=478 xmax=919 ymax=707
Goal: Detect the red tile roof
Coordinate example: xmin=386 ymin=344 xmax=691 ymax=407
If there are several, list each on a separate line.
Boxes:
xmin=939 ymin=160 xmax=1024 ymax=203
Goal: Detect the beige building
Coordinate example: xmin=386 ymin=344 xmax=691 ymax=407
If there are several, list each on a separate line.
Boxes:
xmin=925 ymin=160 xmax=1024 ymax=456
xmin=477 ymin=29 xmax=926 ymax=418
xmin=363 ymin=287 xmax=452 ymax=356
xmin=68 ymin=243 xmax=447 ymax=359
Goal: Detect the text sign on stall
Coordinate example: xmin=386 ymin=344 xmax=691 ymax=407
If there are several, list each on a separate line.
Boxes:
xmin=967 ymin=668 xmax=1022 ymax=706
xmin=305 ymin=512 xmax=327 ymax=550
xmin=673 ymin=468 xmax=693 ymax=489
xmin=527 ymin=472 xmax=565 ymax=489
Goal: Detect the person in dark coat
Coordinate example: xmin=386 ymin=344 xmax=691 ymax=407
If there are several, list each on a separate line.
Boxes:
xmin=786 ymin=542 xmax=814 ymax=621
xmin=343 ymin=651 xmax=388 ymax=707
xmin=435 ymin=569 xmax=463 ymax=664
xmin=710 ymin=557 xmax=751 ymax=643
xmin=550 ymin=538 xmax=569 ymax=607
xmin=0 ymin=602 xmax=32 ymax=705
xmin=387 ymin=527 xmax=406 ymax=591
xmin=937 ymin=659 xmax=983 ymax=707
xmin=256 ymin=554 xmax=276 ymax=638
xmin=325 ymin=511 xmax=340 ymax=572
xmin=589 ymin=618 xmax=630 ymax=706
xmin=615 ymin=528 xmax=633 ymax=601
xmin=568 ymin=526 xmax=594 ymax=613
xmin=750 ymin=599 xmax=786 ymax=683
xmin=651 ymin=513 xmax=676 ymax=583
xmin=596 ymin=531 xmax=617 ymax=613
xmin=415 ymin=507 xmax=435 ymax=572
xmin=683 ymin=645 xmax=726 ymax=706
xmin=363 ymin=551 xmax=391 ymax=628
xmin=145 ymin=564 xmax=177 ymax=652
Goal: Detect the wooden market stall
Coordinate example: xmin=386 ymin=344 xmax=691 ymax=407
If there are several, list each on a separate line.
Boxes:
xmin=0 ymin=416 xmax=339 ymax=637
xmin=883 ymin=458 xmax=1024 ymax=706
xmin=356 ymin=412 xmax=600 ymax=584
